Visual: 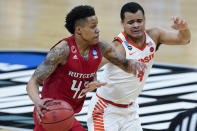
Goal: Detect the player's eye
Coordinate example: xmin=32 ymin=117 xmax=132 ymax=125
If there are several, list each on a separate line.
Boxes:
xmin=137 ymin=19 xmax=143 ymax=23
xmin=128 ymin=20 xmax=134 ymax=25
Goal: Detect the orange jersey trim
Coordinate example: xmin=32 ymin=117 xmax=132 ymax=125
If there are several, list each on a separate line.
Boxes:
xmin=114 ymin=36 xmax=123 ymax=43
xmin=96 ymin=94 xmax=133 ymax=108
xmin=122 ymin=32 xmax=146 ymax=51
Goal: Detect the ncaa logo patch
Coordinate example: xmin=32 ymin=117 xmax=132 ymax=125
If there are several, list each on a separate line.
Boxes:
xmin=92 ymin=50 xmax=97 ymax=56
xmin=92 ymin=50 xmax=98 ymax=59
xmin=127 ymin=45 xmax=132 ymax=50
xmin=123 ymin=40 xmax=132 ymax=50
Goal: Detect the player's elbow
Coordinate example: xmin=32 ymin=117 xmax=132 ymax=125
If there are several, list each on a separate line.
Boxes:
xmin=180 ymin=33 xmax=191 ymax=45
xmin=26 ymin=77 xmax=40 ymax=91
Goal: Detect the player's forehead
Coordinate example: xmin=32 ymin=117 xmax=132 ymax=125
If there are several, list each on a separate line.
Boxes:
xmin=124 ymin=10 xmax=144 ymax=20
xmin=85 ymin=15 xmax=98 ymax=25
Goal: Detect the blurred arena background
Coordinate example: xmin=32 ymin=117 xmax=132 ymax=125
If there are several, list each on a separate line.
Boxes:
xmin=0 ymin=0 xmax=197 ymax=131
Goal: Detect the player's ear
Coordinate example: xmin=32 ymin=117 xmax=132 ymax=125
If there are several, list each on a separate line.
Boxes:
xmin=75 ymin=26 xmax=81 ymax=35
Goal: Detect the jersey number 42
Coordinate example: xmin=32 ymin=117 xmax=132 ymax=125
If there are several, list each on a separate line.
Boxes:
xmin=71 ymin=80 xmax=89 ymax=99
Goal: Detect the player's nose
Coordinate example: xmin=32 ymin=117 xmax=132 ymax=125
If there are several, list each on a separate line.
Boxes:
xmin=96 ymin=27 xmax=100 ymax=33
xmin=133 ymin=22 xmax=140 ymax=28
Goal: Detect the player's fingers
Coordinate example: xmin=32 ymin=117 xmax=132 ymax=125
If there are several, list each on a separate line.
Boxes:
xmin=84 ymin=82 xmax=107 ymax=93
xmin=181 ymin=19 xmax=186 ymax=25
xmin=177 ymin=18 xmax=183 ymax=24
xmin=42 ymin=98 xmax=53 ymax=109
xmin=44 ymin=98 xmax=53 ymax=102
xmin=85 ymin=81 xmax=97 ymax=87
xmin=171 ymin=16 xmax=177 ymax=23
xmin=88 ymin=82 xmax=106 ymax=91
xmin=36 ymin=106 xmax=43 ymax=123
xmin=37 ymin=106 xmax=44 ymax=117
xmin=100 ymin=82 xmax=107 ymax=86
xmin=82 ymin=89 xmax=88 ymax=94
xmin=43 ymin=98 xmax=53 ymax=104
xmin=171 ymin=16 xmax=176 ymax=22
xmin=95 ymin=82 xmax=107 ymax=87
xmin=174 ymin=16 xmax=179 ymax=23
xmin=87 ymin=81 xmax=106 ymax=87
xmin=36 ymin=111 xmax=42 ymax=123
xmin=171 ymin=24 xmax=178 ymax=30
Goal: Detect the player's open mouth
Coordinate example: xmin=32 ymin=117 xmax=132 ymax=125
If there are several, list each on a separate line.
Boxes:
xmin=132 ymin=30 xmax=141 ymax=34
xmin=94 ymin=35 xmax=99 ymax=39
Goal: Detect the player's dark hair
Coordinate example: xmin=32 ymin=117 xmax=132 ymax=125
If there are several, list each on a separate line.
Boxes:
xmin=65 ymin=5 xmax=95 ymax=34
xmin=120 ymin=2 xmax=145 ymax=20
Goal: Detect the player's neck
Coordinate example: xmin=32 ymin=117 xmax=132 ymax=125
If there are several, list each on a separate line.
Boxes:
xmin=74 ymin=36 xmax=90 ymax=54
xmin=127 ymin=34 xmax=145 ymax=48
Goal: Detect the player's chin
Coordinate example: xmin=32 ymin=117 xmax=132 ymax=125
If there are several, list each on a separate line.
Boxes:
xmin=93 ymin=37 xmax=99 ymax=44
xmin=131 ymin=33 xmax=143 ymax=39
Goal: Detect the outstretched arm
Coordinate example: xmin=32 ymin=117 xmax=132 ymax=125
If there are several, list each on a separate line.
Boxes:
xmin=26 ymin=40 xmax=69 ymax=122
xmin=155 ymin=16 xmax=191 ymax=45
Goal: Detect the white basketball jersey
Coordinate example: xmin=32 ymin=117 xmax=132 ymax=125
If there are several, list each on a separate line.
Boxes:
xmin=97 ymin=32 xmax=156 ymax=104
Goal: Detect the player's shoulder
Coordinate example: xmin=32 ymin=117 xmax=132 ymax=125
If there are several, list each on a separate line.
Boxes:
xmin=54 ymin=40 xmax=69 ymax=48
xmin=49 ymin=39 xmax=70 ymax=65
xmin=52 ymin=40 xmax=70 ymax=53
xmin=111 ymin=39 xmax=125 ymax=55
xmin=146 ymin=27 xmax=166 ymax=36
xmin=146 ymin=27 xmax=160 ymax=36
xmin=111 ymin=39 xmax=122 ymax=48
xmin=146 ymin=27 xmax=162 ymax=44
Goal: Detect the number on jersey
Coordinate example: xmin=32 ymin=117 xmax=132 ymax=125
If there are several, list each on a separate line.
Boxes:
xmin=71 ymin=80 xmax=89 ymax=99
xmin=138 ymin=72 xmax=144 ymax=82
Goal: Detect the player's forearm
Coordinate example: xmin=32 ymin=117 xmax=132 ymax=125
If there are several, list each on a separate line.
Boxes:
xmin=98 ymin=40 xmax=132 ymax=73
xmin=107 ymin=53 xmax=131 ymax=73
xmin=26 ymin=78 xmax=41 ymax=104
xmin=118 ymin=60 xmax=131 ymax=73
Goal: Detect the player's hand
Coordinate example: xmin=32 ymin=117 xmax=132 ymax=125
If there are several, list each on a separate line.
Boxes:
xmin=83 ymin=81 xmax=107 ymax=94
xmin=35 ymin=98 xmax=53 ymax=123
xmin=171 ymin=16 xmax=188 ymax=31
xmin=128 ymin=59 xmax=147 ymax=76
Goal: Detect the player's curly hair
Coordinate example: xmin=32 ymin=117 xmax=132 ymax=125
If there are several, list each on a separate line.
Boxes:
xmin=120 ymin=2 xmax=145 ymax=21
xmin=65 ymin=5 xmax=95 ymax=34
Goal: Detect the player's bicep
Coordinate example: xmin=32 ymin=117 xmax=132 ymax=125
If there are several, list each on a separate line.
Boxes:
xmin=32 ymin=51 xmax=60 ymax=83
xmin=33 ymin=41 xmax=69 ymax=83
xmin=157 ymin=27 xmax=181 ymax=45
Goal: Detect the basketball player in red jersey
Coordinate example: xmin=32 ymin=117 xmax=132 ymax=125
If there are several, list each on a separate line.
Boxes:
xmin=26 ymin=5 xmax=146 ymax=131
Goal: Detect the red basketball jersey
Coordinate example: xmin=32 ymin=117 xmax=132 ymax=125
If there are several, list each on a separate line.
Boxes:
xmin=41 ymin=36 xmax=102 ymax=113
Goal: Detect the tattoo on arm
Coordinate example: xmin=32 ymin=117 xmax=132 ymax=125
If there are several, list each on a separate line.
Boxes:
xmin=99 ymin=40 xmax=129 ymax=71
xmin=33 ymin=43 xmax=69 ymax=84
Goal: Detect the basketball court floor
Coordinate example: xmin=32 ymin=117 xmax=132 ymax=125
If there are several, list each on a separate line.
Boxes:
xmin=0 ymin=0 xmax=197 ymax=131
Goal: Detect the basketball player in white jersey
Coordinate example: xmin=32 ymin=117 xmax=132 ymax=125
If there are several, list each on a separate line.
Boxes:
xmin=87 ymin=2 xmax=191 ymax=131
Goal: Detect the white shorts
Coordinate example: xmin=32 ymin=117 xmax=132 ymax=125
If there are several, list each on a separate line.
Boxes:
xmin=87 ymin=94 xmax=143 ymax=131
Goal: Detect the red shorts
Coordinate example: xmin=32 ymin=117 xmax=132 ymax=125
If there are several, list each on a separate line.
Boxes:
xmin=33 ymin=109 xmax=86 ymax=131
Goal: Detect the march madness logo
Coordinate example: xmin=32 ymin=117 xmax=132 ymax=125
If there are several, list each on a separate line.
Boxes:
xmin=0 ymin=50 xmax=197 ymax=131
